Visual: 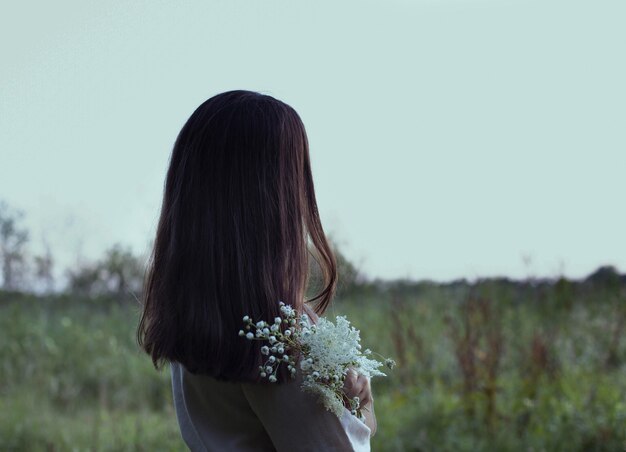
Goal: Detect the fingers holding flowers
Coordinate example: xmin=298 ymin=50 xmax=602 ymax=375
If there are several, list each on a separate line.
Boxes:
xmin=342 ymin=367 xmax=372 ymax=413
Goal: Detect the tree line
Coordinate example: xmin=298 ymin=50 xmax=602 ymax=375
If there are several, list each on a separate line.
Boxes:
xmin=0 ymin=199 xmax=150 ymax=300
xmin=0 ymin=199 xmax=364 ymax=301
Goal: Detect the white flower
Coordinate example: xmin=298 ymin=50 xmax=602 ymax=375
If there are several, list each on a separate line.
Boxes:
xmin=238 ymin=330 xmax=245 ymax=336
xmin=385 ymin=358 xmax=397 ymax=369
xmin=243 ymin=315 xmax=250 ymax=322
xmin=240 ymin=303 xmax=392 ymax=420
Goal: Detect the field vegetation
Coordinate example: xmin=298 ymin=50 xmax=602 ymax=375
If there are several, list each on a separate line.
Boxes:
xmin=2 ymin=267 xmax=626 ymax=451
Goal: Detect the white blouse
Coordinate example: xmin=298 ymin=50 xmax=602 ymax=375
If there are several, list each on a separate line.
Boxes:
xmin=170 ymin=360 xmax=372 ymax=451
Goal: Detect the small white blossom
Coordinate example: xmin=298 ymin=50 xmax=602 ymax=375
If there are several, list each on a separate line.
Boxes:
xmin=246 ymin=332 xmax=254 ymax=340
xmin=385 ymin=358 xmax=397 ymax=369
xmin=238 ymin=330 xmax=245 ymax=336
xmin=269 ymin=375 xmax=277 ymax=383
xmin=261 ymin=346 xmax=269 ymax=355
xmin=243 ymin=315 xmax=250 ymax=322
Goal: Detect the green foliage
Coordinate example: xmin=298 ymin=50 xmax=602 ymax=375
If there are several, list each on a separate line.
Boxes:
xmin=2 ymin=280 xmax=626 ymax=451
xmin=332 ymin=282 xmax=626 ymax=451
xmin=0 ymin=294 xmax=176 ymax=451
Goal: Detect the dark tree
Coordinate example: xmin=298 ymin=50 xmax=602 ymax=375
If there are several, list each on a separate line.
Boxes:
xmin=66 ymin=242 xmax=145 ymax=300
xmin=0 ymin=200 xmax=30 ymax=290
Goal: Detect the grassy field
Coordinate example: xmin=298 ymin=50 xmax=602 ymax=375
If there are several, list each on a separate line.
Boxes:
xmin=1 ymin=278 xmax=625 ymax=451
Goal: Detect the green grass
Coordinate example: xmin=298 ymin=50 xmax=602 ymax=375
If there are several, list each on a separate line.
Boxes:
xmin=1 ymin=282 xmax=626 ymax=451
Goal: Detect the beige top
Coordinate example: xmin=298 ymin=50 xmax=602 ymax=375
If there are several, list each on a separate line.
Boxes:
xmin=170 ymin=361 xmax=372 ymax=451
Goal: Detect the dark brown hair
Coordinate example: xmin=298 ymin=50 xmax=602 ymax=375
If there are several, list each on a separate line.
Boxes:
xmin=137 ymin=90 xmax=337 ymax=382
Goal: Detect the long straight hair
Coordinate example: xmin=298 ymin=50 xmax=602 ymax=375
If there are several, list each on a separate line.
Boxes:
xmin=137 ymin=90 xmax=337 ymax=382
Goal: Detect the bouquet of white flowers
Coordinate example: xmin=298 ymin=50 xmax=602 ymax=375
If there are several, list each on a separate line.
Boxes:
xmin=239 ymin=301 xmax=395 ymax=419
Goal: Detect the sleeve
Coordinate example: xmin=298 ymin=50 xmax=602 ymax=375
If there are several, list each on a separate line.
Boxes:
xmin=241 ymin=372 xmax=371 ymax=452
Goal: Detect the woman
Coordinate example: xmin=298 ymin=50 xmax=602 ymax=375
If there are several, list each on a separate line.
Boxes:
xmin=137 ymin=90 xmax=376 ymax=451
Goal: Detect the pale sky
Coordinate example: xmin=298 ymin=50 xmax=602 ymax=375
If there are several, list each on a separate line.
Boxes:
xmin=1 ymin=0 xmax=624 ymax=285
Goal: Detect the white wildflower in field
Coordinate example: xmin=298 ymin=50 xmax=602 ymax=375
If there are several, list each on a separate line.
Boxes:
xmin=240 ymin=301 xmax=395 ymax=419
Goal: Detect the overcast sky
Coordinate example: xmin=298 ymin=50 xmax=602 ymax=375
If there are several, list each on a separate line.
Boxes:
xmin=1 ymin=0 xmax=624 ymax=285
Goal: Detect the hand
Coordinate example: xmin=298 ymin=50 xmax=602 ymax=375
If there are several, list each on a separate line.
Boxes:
xmin=342 ymin=368 xmax=377 ymax=436
xmin=342 ymin=368 xmax=373 ymax=410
